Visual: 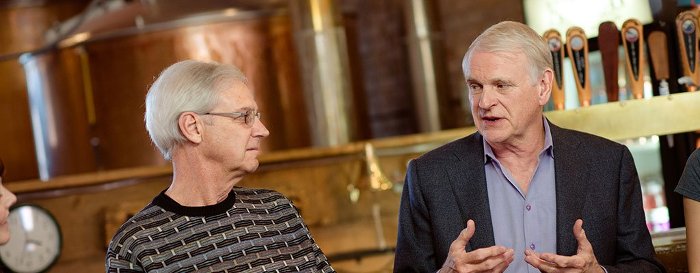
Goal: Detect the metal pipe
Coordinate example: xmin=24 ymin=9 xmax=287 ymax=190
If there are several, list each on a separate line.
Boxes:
xmin=404 ymin=0 xmax=442 ymax=132
xmin=289 ymin=0 xmax=355 ymax=146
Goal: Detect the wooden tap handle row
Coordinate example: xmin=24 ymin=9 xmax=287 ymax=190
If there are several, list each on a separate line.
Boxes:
xmin=543 ymin=18 xmax=674 ymax=108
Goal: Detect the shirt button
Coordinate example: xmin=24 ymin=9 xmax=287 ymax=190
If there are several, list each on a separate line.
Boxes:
xmin=530 ymin=243 xmax=536 ymax=250
xmin=526 ymin=204 xmax=532 ymax=211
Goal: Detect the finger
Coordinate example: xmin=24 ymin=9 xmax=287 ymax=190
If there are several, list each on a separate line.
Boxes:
xmin=491 ymin=249 xmax=515 ymax=273
xmin=457 ymin=248 xmax=513 ymax=272
xmin=465 ymin=245 xmax=508 ymax=263
xmin=573 ymin=219 xmax=583 ymax=240
xmin=450 ymin=219 xmax=476 ymax=252
xmin=573 ymin=219 xmax=593 ymax=252
xmin=540 ymin=252 xmax=586 ymax=268
xmin=479 ymin=248 xmax=514 ymax=272
xmin=524 ymin=250 xmax=559 ymax=272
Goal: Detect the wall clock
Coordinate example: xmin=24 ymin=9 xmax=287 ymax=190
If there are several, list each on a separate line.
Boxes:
xmin=0 ymin=204 xmax=62 ymax=273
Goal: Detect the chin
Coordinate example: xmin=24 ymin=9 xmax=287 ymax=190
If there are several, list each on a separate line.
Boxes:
xmin=242 ymin=160 xmax=260 ymax=173
xmin=482 ymin=131 xmax=510 ymax=145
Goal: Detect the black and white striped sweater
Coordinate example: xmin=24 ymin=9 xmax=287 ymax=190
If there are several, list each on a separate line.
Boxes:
xmin=106 ymin=187 xmax=334 ymax=273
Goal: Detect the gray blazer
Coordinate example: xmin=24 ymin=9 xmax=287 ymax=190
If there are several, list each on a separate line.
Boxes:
xmin=394 ymin=122 xmax=665 ymax=273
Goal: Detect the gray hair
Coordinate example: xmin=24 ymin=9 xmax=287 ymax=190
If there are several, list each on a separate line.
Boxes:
xmin=145 ymin=60 xmax=247 ymax=160
xmin=462 ymin=21 xmax=552 ymax=82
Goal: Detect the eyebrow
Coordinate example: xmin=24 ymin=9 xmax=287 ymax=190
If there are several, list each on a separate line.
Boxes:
xmin=466 ymin=78 xmax=514 ymax=84
xmin=492 ymin=78 xmax=515 ymax=85
xmin=231 ymin=106 xmax=255 ymax=112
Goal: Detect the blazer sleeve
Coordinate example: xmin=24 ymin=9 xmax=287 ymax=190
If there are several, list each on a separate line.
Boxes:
xmin=394 ymin=159 xmax=441 ymax=272
xmin=603 ymin=147 xmax=666 ymax=273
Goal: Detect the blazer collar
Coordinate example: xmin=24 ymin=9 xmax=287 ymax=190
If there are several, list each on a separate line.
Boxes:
xmin=447 ymin=132 xmax=495 ymax=250
xmin=550 ymin=122 xmax=589 ymax=255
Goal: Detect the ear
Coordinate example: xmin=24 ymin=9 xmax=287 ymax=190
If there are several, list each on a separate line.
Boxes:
xmin=538 ymin=68 xmax=554 ymax=106
xmin=178 ymin=112 xmax=204 ymax=144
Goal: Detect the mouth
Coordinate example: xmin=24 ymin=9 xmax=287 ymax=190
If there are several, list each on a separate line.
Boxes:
xmin=481 ymin=115 xmax=502 ymax=122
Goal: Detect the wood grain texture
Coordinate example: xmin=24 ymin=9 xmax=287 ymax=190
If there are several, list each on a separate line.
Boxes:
xmin=598 ymin=21 xmax=620 ymax=102
xmin=648 ymin=31 xmax=670 ymax=81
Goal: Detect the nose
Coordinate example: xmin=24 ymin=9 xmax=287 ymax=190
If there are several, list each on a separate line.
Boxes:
xmin=477 ymin=87 xmax=498 ymax=109
xmin=6 ymin=190 xmax=16 ymax=208
xmin=252 ymin=118 xmax=270 ymax=138
xmin=0 ymin=184 xmax=16 ymax=208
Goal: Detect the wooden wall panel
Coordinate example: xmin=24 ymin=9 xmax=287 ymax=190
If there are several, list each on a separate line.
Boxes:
xmin=11 ymin=151 xmax=415 ymax=272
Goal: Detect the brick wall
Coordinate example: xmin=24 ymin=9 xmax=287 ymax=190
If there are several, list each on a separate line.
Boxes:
xmin=436 ymin=0 xmax=525 ymax=127
xmin=340 ymin=0 xmax=525 ymax=136
xmin=342 ymin=0 xmax=419 ymax=138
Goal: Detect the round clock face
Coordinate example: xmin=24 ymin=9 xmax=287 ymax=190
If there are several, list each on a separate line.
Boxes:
xmin=0 ymin=204 xmax=62 ymax=273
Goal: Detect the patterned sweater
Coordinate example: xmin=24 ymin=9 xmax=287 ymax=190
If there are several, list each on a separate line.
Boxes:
xmin=106 ymin=187 xmax=335 ymax=273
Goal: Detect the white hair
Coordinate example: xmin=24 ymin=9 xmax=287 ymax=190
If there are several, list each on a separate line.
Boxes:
xmin=462 ymin=21 xmax=553 ymax=83
xmin=144 ymin=60 xmax=247 ymax=160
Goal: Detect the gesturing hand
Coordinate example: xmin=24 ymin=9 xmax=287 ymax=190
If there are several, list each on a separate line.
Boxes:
xmin=440 ymin=219 xmax=514 ymax=273
xmin=524 ymin=219 xmax=604 ymax=273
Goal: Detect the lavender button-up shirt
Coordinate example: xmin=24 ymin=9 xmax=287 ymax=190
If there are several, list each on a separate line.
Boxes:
xmin=483 ymin=119 xmax=556 ymax=273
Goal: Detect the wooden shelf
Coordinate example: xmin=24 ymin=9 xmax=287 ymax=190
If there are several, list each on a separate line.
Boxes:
xmin=545 ymin=91 xmax=700 ymax=141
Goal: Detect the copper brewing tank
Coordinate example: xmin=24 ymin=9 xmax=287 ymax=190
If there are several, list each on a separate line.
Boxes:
xmin=0 ymin=1 xmax=89 ymax=181
xmin=21 ymin=5 xmax=310 ymax=179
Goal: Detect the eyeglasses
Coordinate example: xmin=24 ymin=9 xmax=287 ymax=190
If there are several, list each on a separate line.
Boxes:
xmin=202 ymin=110 xmax=261 ymax=127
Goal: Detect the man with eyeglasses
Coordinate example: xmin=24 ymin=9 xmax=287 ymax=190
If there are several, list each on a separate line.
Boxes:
xmin=106 ymin=60 xmax=335 ymax=273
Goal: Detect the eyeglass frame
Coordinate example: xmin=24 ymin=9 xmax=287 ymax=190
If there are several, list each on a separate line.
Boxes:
xmin=200 ymin=110 xmax=261 ymax=127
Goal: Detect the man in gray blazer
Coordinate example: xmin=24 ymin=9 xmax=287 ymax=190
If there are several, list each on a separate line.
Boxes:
xmin=394 ymin=21 xmax=665 ymax=273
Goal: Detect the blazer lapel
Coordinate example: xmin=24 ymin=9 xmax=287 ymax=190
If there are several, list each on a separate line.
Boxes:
xmin=447 ymin=133 xmax=495 ymax=250
xmin=551 ymin=123 xmax=589 ymax=255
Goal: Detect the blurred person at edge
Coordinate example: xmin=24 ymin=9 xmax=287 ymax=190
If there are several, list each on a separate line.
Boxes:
xmin=675 ymin=148 xmax=700 ymax=273
xmin=106 ymin=60 xmax=334 ymax=273
xmin=394 ymin=21 xmax=665 ymax=273
xmin=0 ymin=160 xmax=18 ymax=245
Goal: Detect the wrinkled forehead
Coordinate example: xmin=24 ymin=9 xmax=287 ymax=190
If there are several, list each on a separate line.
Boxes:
xmin=464 ymin=49 xmax=542 ymax=86
xmin=465 ymin=50 xmax=526 ymax=72
xmin=215 ymin=80 xmax=258 ymax=109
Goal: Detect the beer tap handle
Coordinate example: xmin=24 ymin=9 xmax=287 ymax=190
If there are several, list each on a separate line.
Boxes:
xmin=566 ymin=27 xmax=591 ymax=107
xmin=598 ymin=21 xmax=621 ymax=102
xmin=544 ymin=29 xmax=566 ymax=110
xmin=621 ymin=19 xmax=646 ymax=99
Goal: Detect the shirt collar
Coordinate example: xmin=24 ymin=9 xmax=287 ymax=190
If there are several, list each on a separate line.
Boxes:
xmin=483 ymin=117 xmax=554 ymax=163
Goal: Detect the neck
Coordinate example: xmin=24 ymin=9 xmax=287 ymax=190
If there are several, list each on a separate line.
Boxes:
xmin=165 ymin=151 xmax=245 ymax=207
